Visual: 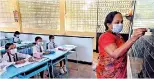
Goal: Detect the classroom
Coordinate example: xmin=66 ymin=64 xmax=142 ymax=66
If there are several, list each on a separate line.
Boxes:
xmin=0 ymin=0 xmax=154 ymax=78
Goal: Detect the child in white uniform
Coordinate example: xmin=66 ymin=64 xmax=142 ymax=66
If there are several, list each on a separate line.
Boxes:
xmin=2 ymin=43 xmax=31 ymax=64
xmin=33 ymin=36 xmax=45 ymax=54
xmin=47 ymin=35 xmax=67 ymax=74
xmin=13 ymin=31 xmax=21 ymax=43
xmin=32 ymin=36 xmax=46 ymax=78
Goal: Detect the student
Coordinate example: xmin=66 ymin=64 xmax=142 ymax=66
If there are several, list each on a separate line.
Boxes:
xmin=48 ymin=35 xmax=67 ymax=74
xmin=13 ymin=31 xmax=21 ymax=43
xmin=33 ymin=36 xmax=44 ymax=54
xmin=32 ymin=36 xmax=46 ymax=78
xmin=47 ymin=35 xmax=57 ymax=49
xmin=2 ymin=43 xmax=32 ymax=64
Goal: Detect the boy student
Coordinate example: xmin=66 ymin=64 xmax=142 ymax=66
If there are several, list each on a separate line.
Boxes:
xmin=13 ymin=31 xmax=21 ymax=43
xmin=2 ymin=43 xmax=32 ymax=64
xmin=33 ymin=36 xmax=44 ymax=54
xmin=33 ymin=36 xmax=49 ymax=78
xmin=48 ymin=35 xmax=67 ymax=74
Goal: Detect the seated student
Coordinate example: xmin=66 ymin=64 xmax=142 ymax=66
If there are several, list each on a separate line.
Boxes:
xmin=2 ymin=43 xmax=32 ymax=64
xmin=48 ymin=35 xmax=67 ymax=74
xmin=33 ymin=36 xmax=45 ymax=54
xmin=33 ymin=36 xmax=48 ymax=78
xmin=13 ymin=31 xmax=21 ymax=43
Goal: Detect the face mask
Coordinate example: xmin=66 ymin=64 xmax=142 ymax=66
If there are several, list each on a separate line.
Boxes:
xmin=10 ymin=48 xmax=17 ymax=54
xmin=50 ymin=39 xmax=54 ymax=42
xmin=38 ymin=42 xmax=43 ymax=46
xmin=112 ymin=23 xmax=123 ymax=33
xmin=16 ymin=35 xmax=19 ymax=38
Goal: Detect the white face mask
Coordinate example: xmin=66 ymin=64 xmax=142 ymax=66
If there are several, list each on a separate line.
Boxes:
xmin=16 ymin=35 xmax=19 ymax=38
xmin=112 ymin=23 xmax=123 ymax=33
xmin=38 ymin=42 xmax=43 ymax=46
xmin=50 ymin=39 xmax=54 ymax=42
xmin=10 ymin=48 xmax=17 ymax=54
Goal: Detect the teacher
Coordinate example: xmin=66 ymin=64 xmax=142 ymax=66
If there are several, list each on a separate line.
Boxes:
xmin=96 ymin=11 xmax=147 ymax=78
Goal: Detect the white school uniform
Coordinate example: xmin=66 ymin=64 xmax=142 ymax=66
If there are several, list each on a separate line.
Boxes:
xmin=47 ymin=41 xmax=57 ymax=49
xmin=13 ymin=36 xmax=20 ymax=43
xmin=33 ymin=44 xmax=44 ymax=54
xmin=2 ymin=51 xmax=31 ymax=62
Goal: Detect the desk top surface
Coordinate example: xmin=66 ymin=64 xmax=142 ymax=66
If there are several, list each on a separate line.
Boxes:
xmin=0 ymin=45 xmax=76 ymax=78
xmin=43 ymin=45 xmax=76 ymax=60
xmin=0 ymin=58 xmax=50 ymax=78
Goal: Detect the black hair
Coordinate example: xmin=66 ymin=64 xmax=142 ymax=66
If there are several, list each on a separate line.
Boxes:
xmin=104 ymin=11 xmax=122 ymax=31
xmin=5 ymin=43 xmax=13 ymax=50
xmin=35 ymin=36 xmax=42 ymax=42
xmin=14 ymin=31 xmax=20 ymax=36
xmin=49 ymin=35 xmax=54 ymax=39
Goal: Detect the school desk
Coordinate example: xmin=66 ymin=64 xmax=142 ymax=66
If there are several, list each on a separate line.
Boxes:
xmin=0 ymin=58 xmax=50 ymax=78
xmin=0 ymin=45 xmax=76 ymax=78
xmin=43 ymin=45 xmax=77 ymax=78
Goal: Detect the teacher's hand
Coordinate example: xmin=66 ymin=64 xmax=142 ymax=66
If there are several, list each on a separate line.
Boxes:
xmin=131 ymin=28 xmax=147 ymax=41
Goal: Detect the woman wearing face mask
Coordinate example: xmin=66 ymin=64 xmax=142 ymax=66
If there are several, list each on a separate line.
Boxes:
xmin=96 ymin=11 xmax=147 ymax=78
xmin=47 ymin=35 xmax=67 ymax=74
xmin=2 ymin=43 xmax=32 ymax=64
xmin=13 ymin=31 xmax=21 ymax=43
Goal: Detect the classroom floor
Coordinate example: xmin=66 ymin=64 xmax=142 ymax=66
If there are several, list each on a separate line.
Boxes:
xmin=60 ymin=52 xmax=99 ymax=78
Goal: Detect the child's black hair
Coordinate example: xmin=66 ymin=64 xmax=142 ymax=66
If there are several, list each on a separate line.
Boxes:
xmin=5 ymin=43 xmax=13 ymax=50
xmin=14 ymin=31 xmax=20 ymax=36
xmin=35 ymin=36 xmax=42 ymax=42
xmin=49 ymin=35 xmax=54 ymax=39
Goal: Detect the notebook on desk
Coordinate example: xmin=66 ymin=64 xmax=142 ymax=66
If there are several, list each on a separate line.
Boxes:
xmin=14 ymin=61 xmax=33 ymax=68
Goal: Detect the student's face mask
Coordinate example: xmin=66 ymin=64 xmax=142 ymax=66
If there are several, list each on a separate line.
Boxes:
xmin=50 ymin=39 xmax=54 ymax=42
xmin=112 ymin=23 xmax=123 ymax=33
xmin=10 ymin=48 xmax=17 ymax=54
xmin=38 ymin=42 xmax=43 ymax=46
xmin=16 ymin=35 xmax=19 ymax=38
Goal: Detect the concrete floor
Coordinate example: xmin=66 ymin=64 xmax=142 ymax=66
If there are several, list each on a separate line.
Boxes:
xmin=54 ymin=52 xmax=98 ymax=78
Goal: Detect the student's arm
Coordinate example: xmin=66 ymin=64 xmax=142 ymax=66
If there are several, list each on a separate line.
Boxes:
xmin=33 ymin=46 xmax=37 ymax=54
xmin=16 ymin=53 xmax=31 ymax=61
xmin=1 ymin=54 xmax=9 ymax=62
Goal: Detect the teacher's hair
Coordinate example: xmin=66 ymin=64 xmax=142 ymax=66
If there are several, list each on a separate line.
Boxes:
xmin=104 ymin=11 xmax=122 ymax=31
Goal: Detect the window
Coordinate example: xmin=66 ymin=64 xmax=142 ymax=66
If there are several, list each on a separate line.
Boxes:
xmin=0 ymin=0 xmax=16 ymax=27
xmin=19 ymin=0 xmax=60 ymax=30
xmin=65 ymin=0 xmax=97 ymax=32
xmin=133 ymin=0 xmax=154 ymax=28
xmin=97 ymin=0 xmax=133 ymax=33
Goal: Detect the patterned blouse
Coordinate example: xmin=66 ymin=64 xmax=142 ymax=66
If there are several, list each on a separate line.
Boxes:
xmin=96 ymin=31 xmax=127 ymax=78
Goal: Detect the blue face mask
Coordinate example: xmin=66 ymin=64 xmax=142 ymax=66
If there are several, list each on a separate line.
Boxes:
xmin=112 ymin=23 xmax=123 ymax=33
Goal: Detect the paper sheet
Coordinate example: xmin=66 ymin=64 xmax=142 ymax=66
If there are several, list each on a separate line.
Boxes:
xmin=14 ymin=61 xmax=33 ymax=68
xmin=64 ymin=45 xmax=76 ymax=50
